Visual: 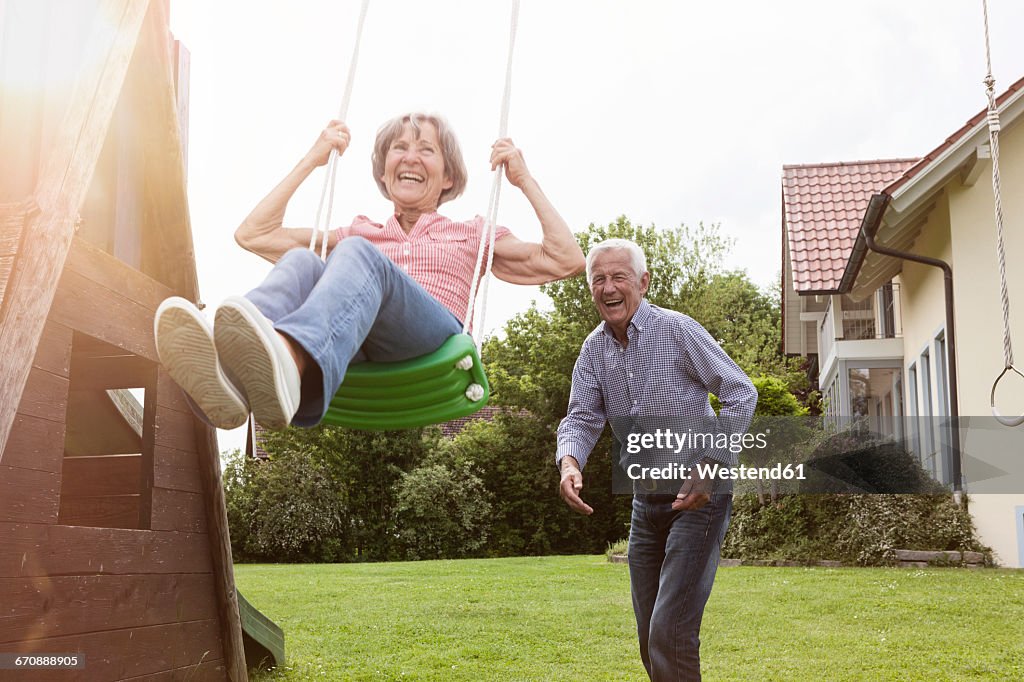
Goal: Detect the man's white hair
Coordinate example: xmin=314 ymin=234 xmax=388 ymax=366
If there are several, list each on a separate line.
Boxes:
xmin=586 ymin=238 xmax=648 ymax=283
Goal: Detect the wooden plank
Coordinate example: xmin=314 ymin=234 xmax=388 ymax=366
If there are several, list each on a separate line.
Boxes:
xmin=65 ymin=234 xmax=174 ymax=310
xmin=1 ymin=413 xmax=65 ymax=474
xmin=0 ymin=619 xmax=224 ymax=682
xmin=69 ymin=353 xmax=153 ymax=390
xmin=69 ymin=330 xmax=132 ymax=358
xmin=174 ymin=41 xmax=191 ymax=173
xmin=0 ymin=523 xmax=213 ymax=578
xmin=0 ymin=202 xmax=29 ymax=307
xmin=0 ymin=465 xmax=59 ymax=524
xmin=154 ymin=464 xmax=202 ymax=495
xmin=154 ymin=450 xmax=203 ymax=495
xmin=113 ymin=100 xmax=144 ymax=270
xmin=77 ymin=108 xmax=118 ymax=254
xmin=61 ymin=455 xmax=141 ymax=497
xmin=154 ymin=406 xmax=197 ymax=452
xmin=124 ymin=659 xmax=228 ymax=682
xmin=156 ymin=367 xmax=195 ymax=413
xmin=150 ymin=488 xmax=206 ymax=534
xmin=58 ymin=494 xmax=139 ymax=529
xmin=50 ymin=267 xmax=157 ymax=360
xmin=154 ymin=445 xmax=198 ymax=470
xmin=16 ymin=367 xmax=68 ymax=423
xmin=32 ymin=320 xmax=73 ymax=378
xmin=0 ymin=573 xmax=219 ymax=643
xmin=194 ymin=420 xmax=247 ymax=682
xmin=140 ymin=362 xmax=158 ymax=527
xmin=132 ymin=3 xmax=200 ymax=302
xmin=0 ymin=0 xmax=150 ymax=458
xmin=0 ymin=569 xmax=218 ymax=643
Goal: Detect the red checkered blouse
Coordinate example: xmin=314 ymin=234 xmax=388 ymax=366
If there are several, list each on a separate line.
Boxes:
xmin=335 ymin=213 xmax=511 ymax=323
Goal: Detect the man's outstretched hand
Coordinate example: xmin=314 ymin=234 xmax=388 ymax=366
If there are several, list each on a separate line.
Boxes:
xmin=558 ymin=456 xmax=594 ymax=515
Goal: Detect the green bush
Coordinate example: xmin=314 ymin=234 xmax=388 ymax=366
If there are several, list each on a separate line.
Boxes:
xmin=254 ymin=425 xmax=438 ymax=561
xmin=752 ymin=375 xmax=808 ymax=416
xmin=720 ymin=493 xmax=991 ymax=566
xmin=446 ymin=414 xmax=632 ymax=557
xmin=223 ymin=447 xmax=351 ymax=563
xmin=393 ymin=462 xmax=492 ymax=560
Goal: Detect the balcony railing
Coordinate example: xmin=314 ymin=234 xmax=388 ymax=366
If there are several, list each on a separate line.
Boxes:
xmin=818 ymin=283 xmax=903 ymax=356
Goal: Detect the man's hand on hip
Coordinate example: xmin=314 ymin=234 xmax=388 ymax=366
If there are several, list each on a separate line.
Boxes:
xmin=558 ymin=456 xmax=593 ymax=515
xmin=672 ymin=462 xmax=714 ymax=511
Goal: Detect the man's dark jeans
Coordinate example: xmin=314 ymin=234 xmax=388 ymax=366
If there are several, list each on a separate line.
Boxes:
xmin=628 ymin=493 xmax=732 ymax=681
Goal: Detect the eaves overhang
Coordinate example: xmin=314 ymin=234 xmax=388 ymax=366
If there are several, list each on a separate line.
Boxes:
xmin=842 ymin=78 xmax=1024 ymax=298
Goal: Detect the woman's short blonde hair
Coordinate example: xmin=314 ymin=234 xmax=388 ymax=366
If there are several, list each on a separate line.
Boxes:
xmin=371 ymin=112 xmax=468 ymax=206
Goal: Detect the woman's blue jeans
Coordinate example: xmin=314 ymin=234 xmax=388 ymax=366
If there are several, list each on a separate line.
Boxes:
xmin=244 ymin=238 xmax=463 ymax=426
xmin=628 ymin=493 xmax=732 ymax=682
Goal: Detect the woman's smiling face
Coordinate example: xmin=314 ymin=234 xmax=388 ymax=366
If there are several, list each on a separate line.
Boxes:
xmin=381 ymin=120 xmax=453 ymax=214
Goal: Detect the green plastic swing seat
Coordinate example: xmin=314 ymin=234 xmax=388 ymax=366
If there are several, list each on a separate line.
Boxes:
xmin=321 ymin=333 xmax=490 ymax=430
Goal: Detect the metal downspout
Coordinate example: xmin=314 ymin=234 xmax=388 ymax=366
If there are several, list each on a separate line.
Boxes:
xmin=860 ymin=193 xmax=963 ymax=496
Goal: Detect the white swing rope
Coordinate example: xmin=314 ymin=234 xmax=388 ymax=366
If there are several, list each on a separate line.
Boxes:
xmin=309 ymin=0 xmax=371 ymax=259
xmin=463 ymin=0 xmax=520 ymax=342
xmin=981 ymin=0 xmax=1024 ymax=427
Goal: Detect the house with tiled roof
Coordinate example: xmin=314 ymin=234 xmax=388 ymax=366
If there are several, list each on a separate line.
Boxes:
xmin=782 ymin=77 xmax=1024 ymax=568
xmin=782 ymin=158 xmax=917 ymax=425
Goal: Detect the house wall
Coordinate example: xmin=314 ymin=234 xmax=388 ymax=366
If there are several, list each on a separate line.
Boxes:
xmin=898 ymin=191 xmax=953 ymax=417
xmin=946 ymin=123 xmax=1024 ymax=422
xmin=885 ymin=125 xmax=1024 ymax=566
xmin=896 ymin=194 xmax=954 ymax=481
xmin=944 ymin=118 xmax=1024 ymax=568
xmin=783 ymin=229 xmax=807 ymax=355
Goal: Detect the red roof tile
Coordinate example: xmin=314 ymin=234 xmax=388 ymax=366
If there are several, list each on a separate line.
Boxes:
xmin=782 ymin=159 xmax=917 ymax=293
xmin=437 ymin=405 xmax=505 ymax=438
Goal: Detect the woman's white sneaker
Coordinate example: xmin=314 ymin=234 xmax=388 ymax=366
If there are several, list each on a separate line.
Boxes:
xmin=214 ymin=296 xmax=301 ymax=430
xmin=154 ymin=297 xmax=249 ymax=429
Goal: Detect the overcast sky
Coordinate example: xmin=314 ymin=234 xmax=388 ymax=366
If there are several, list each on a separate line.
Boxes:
xmin=168 ymin=0 xmax=1024 ymax=452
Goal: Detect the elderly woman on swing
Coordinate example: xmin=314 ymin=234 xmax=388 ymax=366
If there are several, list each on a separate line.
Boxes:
xmin=155 ymin=113 xmax=584 ymax=430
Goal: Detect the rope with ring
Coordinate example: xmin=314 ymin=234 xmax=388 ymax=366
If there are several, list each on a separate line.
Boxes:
xmin=981 ymin=0 xmax=1024 ymax=426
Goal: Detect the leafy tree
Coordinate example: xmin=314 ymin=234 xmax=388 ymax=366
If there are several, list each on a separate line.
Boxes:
xmin=544 ymin=216 xmax=732 ymax=323
xmin=223 ymin=447 xmax=351 ymax=562
xmin=444 ymin=415 xmax=631 ymax=556
xmin=256 ymin=425 xmax=438 ymax=561
xmin=393 ymin=460 xmax=492 ymax=560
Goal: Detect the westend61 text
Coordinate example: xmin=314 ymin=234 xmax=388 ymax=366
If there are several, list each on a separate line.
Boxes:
xmin=624 ymin=428 xmax=769 ymax=455
xmin=626 ymin=462 xmax=807 ymax=481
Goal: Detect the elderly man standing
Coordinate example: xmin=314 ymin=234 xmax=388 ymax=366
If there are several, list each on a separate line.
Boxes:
xmin=556 ymin=238 xmax=757 ymax=681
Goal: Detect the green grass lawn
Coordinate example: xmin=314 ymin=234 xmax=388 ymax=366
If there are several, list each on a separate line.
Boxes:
xmin=235 ymin=557 xmax=1024 ymax=681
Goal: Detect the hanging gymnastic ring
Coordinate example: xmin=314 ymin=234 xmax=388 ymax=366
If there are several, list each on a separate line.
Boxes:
xmin=990 ymin=364 xmax=1024 ymax=427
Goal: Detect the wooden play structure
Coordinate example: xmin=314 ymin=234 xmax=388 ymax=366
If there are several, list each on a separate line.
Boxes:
xmin=0 ymin=1 xmax=281 ymax=679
